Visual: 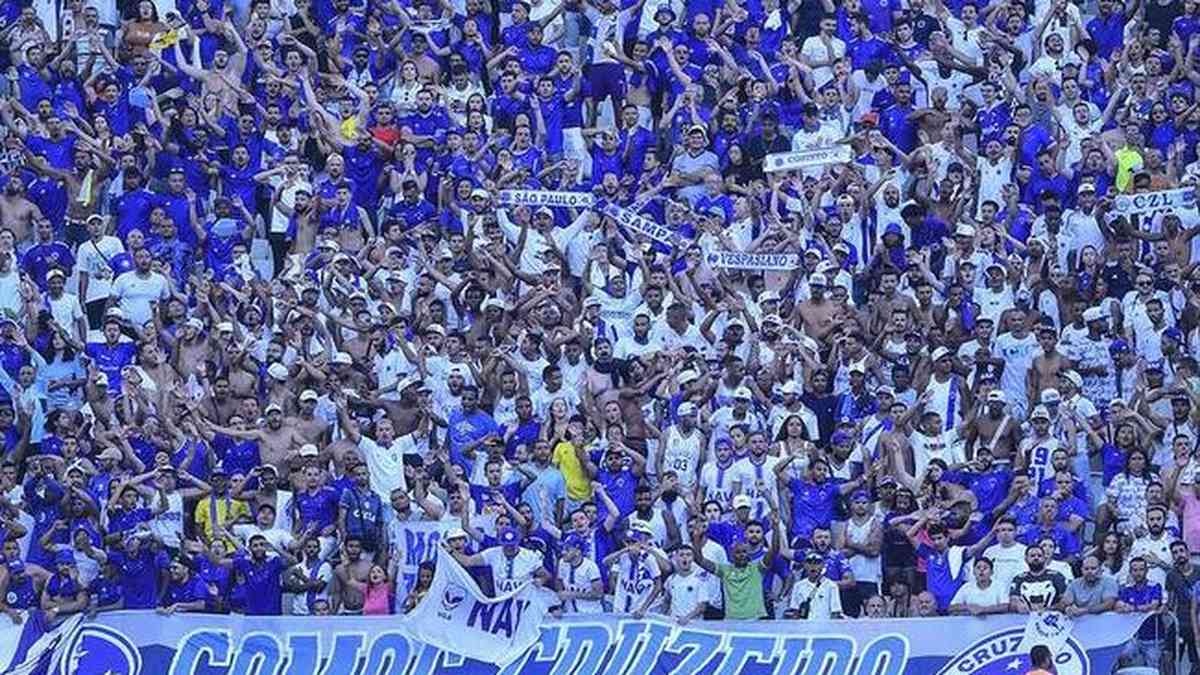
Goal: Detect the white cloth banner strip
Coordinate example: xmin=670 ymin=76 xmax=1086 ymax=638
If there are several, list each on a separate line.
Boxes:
xmin=764 ymin=145 xmax=852 ymax=172
xmin=1113 ymin=187 xmax=1196 ymax=216
xmin=598 ymin=201 xmax=677 ymax=246
xmin=705 ymin=250 xmax=803 ymax=270
xmin=497 ymin=190 xmax=596 ymax=208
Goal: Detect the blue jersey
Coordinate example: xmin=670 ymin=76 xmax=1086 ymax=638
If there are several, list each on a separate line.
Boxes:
xmin=915 ymin=544 xmax=967 ymax=610
xmin=294 ymin=487 xmax=339 ymax=531
xmin=109 ymin=548 xmax=169 ymax=609
xmin=787 ymin=478 xmax=839 ymax=542
xmin=233 ymin=554 xmax=286 ymax=615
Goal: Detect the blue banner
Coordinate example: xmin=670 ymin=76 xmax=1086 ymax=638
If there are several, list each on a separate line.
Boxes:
xmin=0 ymin=609 xmax=1149 ymax=675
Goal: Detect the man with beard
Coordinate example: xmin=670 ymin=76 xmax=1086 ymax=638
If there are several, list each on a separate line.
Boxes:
xmin=156 ymin=554 xmax=211 ymax=615
xmin=1115 ymin=556 xmax=1165 ymax=670
xmin=0 ymin=173 xmax=43 ymax=244
xmin=963 ymin=390 xmax=1019 ymax=464
xmin=786 ymin=550 xmax=844 ymax=620
xmin=1130 ymin=505 xmax=1175 ymax=588
xmin=692 ymin=513 xmax=781 ymax=620
xmin=1009 ymin=544 xmax=1067 ymax=613
xmin=171 ymin=30 xmax=249 ymax=108
xmin=946 ymin=446 xmax=1014 ymax=522
xmin=206 ymin=404 xmax=305 ymax=478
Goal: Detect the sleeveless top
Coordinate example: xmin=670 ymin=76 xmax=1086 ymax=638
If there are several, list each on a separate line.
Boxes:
xmin=845 ymin=515 xmax=881 ymax=584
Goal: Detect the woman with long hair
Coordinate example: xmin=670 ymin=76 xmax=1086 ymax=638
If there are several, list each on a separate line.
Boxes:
xmin=36 ymin=326 xmax=87 ymax=412
xmin=1104 ymin=448 xmax=1153 ymax=540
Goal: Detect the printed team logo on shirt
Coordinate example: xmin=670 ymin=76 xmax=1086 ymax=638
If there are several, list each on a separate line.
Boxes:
xmin=935 ymin=624 xmax=1087 ymax=675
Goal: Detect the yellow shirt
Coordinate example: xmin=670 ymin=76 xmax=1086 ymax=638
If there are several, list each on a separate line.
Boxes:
xmin=553 ymin=441 xmax=592 ymax=501
xmin=1114 ymin=146 xmax=1143 ymax=192
xmin=194 ymin=495 xmax=250 ymax=546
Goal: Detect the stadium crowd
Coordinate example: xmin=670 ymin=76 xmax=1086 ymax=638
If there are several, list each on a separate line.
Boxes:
xmin=0 ymin=0 xmax=1198 ymax=670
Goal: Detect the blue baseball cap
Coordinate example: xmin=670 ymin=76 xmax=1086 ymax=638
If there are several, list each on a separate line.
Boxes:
xmin=54 ymin=550 xmax=75 ymax=566
xmin=498 ymin=528 xmax=520 ymax=546
xmin=1109 ymin=340 xmax=1130 ymax=354
xmin=562 ymin=534 xmax=585 ymax=550
xmin=1164 ymin=327 xmax=1184 ymax=342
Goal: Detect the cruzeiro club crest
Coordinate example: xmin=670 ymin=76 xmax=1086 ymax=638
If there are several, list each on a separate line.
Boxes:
xmin=935 ymin=625 xmax=1088 ymax=675
xmin=442 ymin=583 xmax=468 ymax=611
xmin=59 ymin=625 xmax=142 ymax=675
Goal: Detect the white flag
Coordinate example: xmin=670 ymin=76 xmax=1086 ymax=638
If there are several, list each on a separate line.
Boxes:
xmin=405 ymin=547 xmax=552 ymax=666
xmin=1016 ymin=611 xmax=1074 ymax=656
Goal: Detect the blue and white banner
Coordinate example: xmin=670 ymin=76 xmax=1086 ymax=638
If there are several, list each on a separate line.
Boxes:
xmin=764 ymin=145 xmax=852 ymax=173
xmin=406 ymin=548 xmax=553 ymax=665
xmin=1 ymin=608 xmax=1147 ymax=675
xmin=0 ymin=611 xmax=84 ymax=675
xmin=597 ymin=201 xmax=677 ymax=247
xmin=497 ymin=190 xmax=596 ymax=208
xmin=705 ymin=250 xmax=803 ymax=271
xmin=387 ymin=519 xmax=450 ymax=598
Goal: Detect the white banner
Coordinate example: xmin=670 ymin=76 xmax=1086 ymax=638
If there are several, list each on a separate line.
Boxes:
xmin=405 ymin=547 xmax=553 ymax=667
xmin=1113 ymin=187 xmax=1196 ymax=217
xmin=764 ymin=146 xmax=852 ymax=173
xmin=387 ymin=520 xmax=451 ymax=598
xmin=705 ymin=250 xmax=803 ymax=270
xmin=1017 ymin=611 xmax=1075 ymax=656
xmin=598 ymin=201 xmax=677 ymax=246
xmin=497 ymin=190 xmax=596 ymax=208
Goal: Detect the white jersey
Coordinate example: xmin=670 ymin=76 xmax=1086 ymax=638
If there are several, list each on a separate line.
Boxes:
xmin=981 ymin=542 xmax=1027 ymax=590
xmin=924 ymin=374 xmax=965 ymax=432
xmin=910 ymin=429 xmax=965 ymax=478
xmin=661 ymin=426 xmax=703 ymax=489
xmin=149 ymin=491 xmax=184 ymax=548
xmin=611 ymin=552 xmax=661 ymax=615
xmin=992 ymin=332 xmax=1040 ymax=415
xmin=557 ymin=558 xmax=604 ymax=614
xmin=290 ymin=559 xmax=334 ymax=615
xmin=731 ymin=455 xmax=782 ymax=521
xmin=699 ymin=461 xmax=738 ymax=511
xmin=481 ymin=546 xmax=544 ymax=595
xmin=1019 ymin=435 xmax=1062 ymax=486
xmin=664 ymin=569 xmax=712 ymax=620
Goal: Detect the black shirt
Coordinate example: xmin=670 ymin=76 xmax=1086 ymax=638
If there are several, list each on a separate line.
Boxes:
xmin=1010 ymin=569 xmax=1067 ymax=610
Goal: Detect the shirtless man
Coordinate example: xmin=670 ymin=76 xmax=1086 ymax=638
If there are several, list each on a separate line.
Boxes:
xmin=1128 ymin=212 xmax=1200 ymax=266
xmin=197 ymin=373 xmax=238 ymax=425
xmin=795 ymin=273 xmax=838 ymax=344
xmin=288 ymin=390 xmax=331 ymax=447
xmin=172 ymin=23 xmax=248 ymax=108
xmin=963 ymin=390 xmax=1019 ymax=463
xmin=207 ymin=404 xmax=305 ymax=477
xmin=172 ymin=317 xmax=214 ymax=380
xmin=1028 ymin=326 xmax=1069 ymax=405
xmin=232 ymin=465 xmax=295 ymax=532
xmin=19 ymin=130 xmax=113 ymax=238
xmin=332 ymin=537 xmax=372 ymax=614
xmin=274 ymin=182 xmax=318 ymax=258
xmin=0 ymin=173 xmax=42 ymax=244
xmin=869 ymin=268 xmax=919 ymax=337
xmin=138 ymin=341 xmax=181 ymax=412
